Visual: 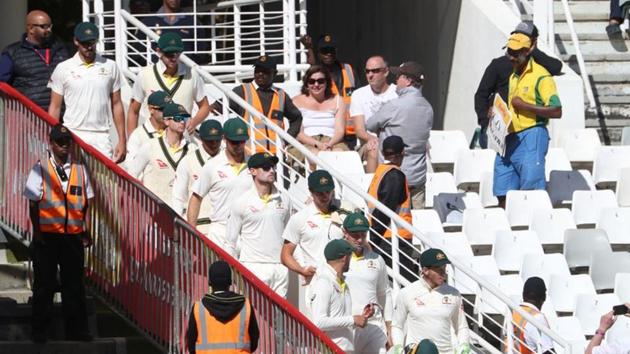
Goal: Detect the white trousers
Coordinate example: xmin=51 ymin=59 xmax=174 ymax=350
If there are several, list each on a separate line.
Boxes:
xmin=241 ymin=262 xmax=289 ymax=298
xmin=70 ymin=129 xmax=113 ymax=159
xmin=354 ymin=318 xmax=387 ymax=354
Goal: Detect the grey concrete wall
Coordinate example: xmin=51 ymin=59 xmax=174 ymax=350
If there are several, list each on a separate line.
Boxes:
xmin=306 ymin=0 xmax=462 ymax=129
xmin=0 ymin=0 xmax=27 ymax=50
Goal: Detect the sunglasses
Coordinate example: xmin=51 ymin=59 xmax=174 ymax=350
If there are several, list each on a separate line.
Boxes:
xmin=260 ymin=164 xmax=276 ymax=171
xmin=79 ymin=40 xmax=97 ymax=48
xmin=168 ymin=116 xmax=190 ymax=123
xmin=226 ymin=139 xmax=246 ymax=145
xmin=163 ymin=51 xmax=181 ymax=58
xmin=307 ymin=78 xmax=326 ymax=85
xmin=30 ymin=23 xmax=53 ymax=30
xmin=365 ymin=67 xmax=385 ymax=74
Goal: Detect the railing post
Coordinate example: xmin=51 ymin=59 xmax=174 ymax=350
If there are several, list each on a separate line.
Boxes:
xmin=390 ymin=221 xmax=400 ymax=296
xmin=533 ymin=0 xmax=552 ymax=51
xmin=94 ymin=0 xmax=105 ymax=53
xmin=233 ymin=4 xmax=242 ymax=83
xmin=172 ymin=223 xmax=181 ymax=354
xmin=81 ymin=0 xmax=90 ymax=22
xmin=298 ymin=0 xmax=307 ymax=66
xmin=284 ymin=0 xmax=298 ymax=82
xmin=259 ymin=2 xmax=266 ymax=55
xmin=114 ymin=0 xmax=128 ymax=73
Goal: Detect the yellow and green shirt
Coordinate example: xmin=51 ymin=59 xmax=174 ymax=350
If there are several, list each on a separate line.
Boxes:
xmin=508 ymin=58 xmax=561 ymax=133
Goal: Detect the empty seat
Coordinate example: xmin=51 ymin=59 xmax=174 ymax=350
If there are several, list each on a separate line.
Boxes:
xmin=477 ymin=274 xmax=523 ymax=316
xmin=463 ymin=208 xmax=511 ymax=246
xmin=479 ymin=171 xmax=499 ymax=208
xmin=426 ymin=232 xmax=473 ymax=258
xmin=563 ymin=229 xmax=611 ymax=268
xmin=425 ymin=172 xmax=457 ymax=208
xmin=548 ymin=274 xmax=596 ymax=313
xmin=317 ymin=151 xmax=364 ymax=175
xmin=410 ymin=210 xmax=444 ymax=245
xmin=453 ymin=149 xmax=495 ymax=190
xmin=592 ymin=146 xmax=630 ymax=187
xmin=341 ymin=173 xmax=372 ymax=211
xmin=451 ymin=255 xmax=501 ymax=295
xmin=505 ymin=190 xmax=553 ymax=228
xmin=528 ymin=208 xmax=576 ymax=245
xmin=616 ymin=167 xmax=630 ymax=207
xmin=428 ymin=130 xmax=468 ymax=165
xmin=558 ymin=128 xmax=601 ymax=163
xmin=520 ymin=253 xmax=571 ymax=284
xmin=574 ymin=293 xmax=620 ymax=336
xmin=596 ymin=207 xmax=630 ymax=245
xmin=571 ymin=190 xmax=618 ymax=226
xmin=493 ymin=230 xmax=544 ymax=272
xmin=614 ymin=273 xmax=630 ymax=302
xmin=589 ymin=250 xmax=630 ymax=291
xmin=546 ymin=170 xmax=593 ymax=206
xmin=552 ymin=317 xmax=587 ymax=354
xmin=545 ymin=148 xmax=572 ymax=181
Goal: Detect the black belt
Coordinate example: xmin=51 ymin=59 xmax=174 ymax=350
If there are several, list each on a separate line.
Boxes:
xmin=197 ymin=218 xmax=211 ymax=225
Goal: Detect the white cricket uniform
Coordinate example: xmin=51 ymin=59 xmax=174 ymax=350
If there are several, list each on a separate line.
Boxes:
xmin=346 ymin=250 xmax=392 ymax=354
xmin=127 ymin=136 xmax=189 ymax=209
xmin=392 ymin=277 xmax=469 ymax=354
xmin=226 ymin=186 xmax=291 ymax=297
xmin=309 ymin=263 xmax=355 ymax=353
xmin=48 ymin=53 xmax=122 ymax=158
xmin=127 ymin=120 xmax=162 ymax=165
xmin=518 ymin=302 xmax=555 ymax=353
xmin=190 ymin=150 xmax=252 ymax=248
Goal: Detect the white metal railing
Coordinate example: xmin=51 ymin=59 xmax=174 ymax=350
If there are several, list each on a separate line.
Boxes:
xmin=511 ymin=0 xmax=596 ymax=109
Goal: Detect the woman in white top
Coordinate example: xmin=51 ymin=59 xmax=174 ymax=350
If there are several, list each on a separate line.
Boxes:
xmin=290 ymin=65 xmax=347 ymax=170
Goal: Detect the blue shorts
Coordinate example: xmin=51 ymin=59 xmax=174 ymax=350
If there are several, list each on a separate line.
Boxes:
xmin=493 ymin=126 xmax=549 ymax=197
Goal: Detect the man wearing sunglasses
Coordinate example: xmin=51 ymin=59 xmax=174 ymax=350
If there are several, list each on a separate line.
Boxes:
xmin=128 ymin=103 xmax=190 ymax=209
xmin=188 ymin=118 xmax=253 ymax=248
xmin=126 ymin=90 xmax=170 ymax=165
xmin=23 ymin=124 xmax=94 ymax=343
xmin=127 ymin=32 xmax=210 ymax=138
xmin=48 ymin=22 xmax=127 ymax=163
xmin=0 ymin=10 xmax=68 ymax=110
xmin=225 ymin=152 xmax=291 ymax=297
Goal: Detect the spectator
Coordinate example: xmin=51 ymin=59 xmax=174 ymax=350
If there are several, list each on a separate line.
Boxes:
xmin=493 ymin=33 xmax=562 ymax=208
xmin=606 ymin=0 xmax=629 ymax=36
xmin=48 ymin=22 xmax=126 ymax=163
xmin=350 ymin=55 xmax=398 ymax=172
xmin=127 ymin=32 xmax=210 ymax=137
xmin=510 ymin=277 xmax=554 ymax=354
xmin=301 ymin=34 xmax=357 ymax=149
xmin=367 ymin=61 xmax=433 ymax=209
xmin=172 ymin=119 xmax=222 ymax=235
xmin=309 ymin=239 xmax=373 ymax=353
xmin=24 ymin=124 xmax=94 ymax=343
xmin=585 ymin=305 xmax=630 ymax=354
xmin=127 ymin=103 xmax=191 ymax=209
xmin=367 ymin=135 xmax=416 ymax=282
xmin=186 ymin=260 xmax=259 ymax=354
xmin=474 ymin=21 xmax=562 ymax=148
xmin=187 ymin=118 xmax=252 ymax=248
xmin=126 ymin=90 xmax=170 ymax=164
xmin=391 ymin=248 xmax=469 ymax=354
xmin=225 ymin=152 xmax=291 ymax=297
xmin=281 ymin=169 xmax=345 ymax=313
xmin=343 ymin=212 xmax=393 ymax=354
xmin=0 ymin=10 xmax=68 ymax=110
xmin=209 ymin=55 xmax=302 ymax=154
xmin=290 ymin=65 xmax=348 ymax=170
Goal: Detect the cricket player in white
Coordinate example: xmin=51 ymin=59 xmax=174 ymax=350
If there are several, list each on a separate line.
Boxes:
xmin=225 ymin=152 xmax=291 ymax=297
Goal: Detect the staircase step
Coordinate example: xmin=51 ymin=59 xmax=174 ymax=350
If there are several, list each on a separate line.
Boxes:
xmin=556 ymin=22 xmax=630 ymax=40
xmin=553 ymin=1 xmax=609 ymax=21
xmin=557 ymin=39 xmax=630 ymax=61
xmin=566 ymin=61 xmax=630 ymax=82
xmin=0 ymin=338 xmax=127 ymax=354
xmin=0 ymin=264 xmax=29 ymax=291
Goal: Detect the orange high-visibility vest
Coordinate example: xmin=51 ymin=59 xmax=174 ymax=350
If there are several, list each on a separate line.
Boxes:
xmin=330 ymin=63 xmax=356 ymax=136
xmin=242 ymin=83 xmax=285 ymax=154
xmin=38 ymin=158 xmax=87 ymax=234
xmin=367 ymin=164 xmax=412 ymax=240
xmin=193 ymin=298 xmax=252 ymax=354
xmin=511 ymin=305 xmax=541 ymax=354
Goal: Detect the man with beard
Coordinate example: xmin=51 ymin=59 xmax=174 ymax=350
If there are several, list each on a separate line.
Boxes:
xmin=48 ymin=22 xmax=126 ymax=163
xmin=0 ymin=10 xmax=68 ymax=110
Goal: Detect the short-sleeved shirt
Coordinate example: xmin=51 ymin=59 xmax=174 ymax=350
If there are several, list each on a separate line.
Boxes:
xmin=508 ymin=58 xmax=561 ymax=133
xmin=23 ymin=154 xmax=94 ymax=201
xmin=518 ymin=302 xmax=555 ymax=354
xmin=349 ymin=84 xmax=398 ymax=127
xmin=48 ymin=53 xmax=121 ymax=132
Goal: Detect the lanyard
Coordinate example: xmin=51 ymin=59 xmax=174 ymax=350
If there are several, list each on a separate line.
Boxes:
xmin=33 ymin=48 xmax=51 ymax=66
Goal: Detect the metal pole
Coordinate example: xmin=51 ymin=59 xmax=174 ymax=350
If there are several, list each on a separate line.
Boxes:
xmin=172 ymin=223 xmax=181 ymax=354
xmin=286 ymin=0 xmax=298 ymax=82
xmin=233 ymin=4 xmax=242 ymax=83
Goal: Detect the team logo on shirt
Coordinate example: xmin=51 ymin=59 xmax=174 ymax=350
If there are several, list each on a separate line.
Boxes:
xmin=276 ymin=202 xmax=285 ymax=210
xmin=442 ymin=296 xmax=452 ymax=305
xmin=367 ymin=260 xmax=377 ymax=269
xmin=217 ymin=171 xmax=228 ymax=179
xmin=156 ymin=159 xmax=168 ymax=169
xmin=414 ymin=297 xmax=425 ymax=306
xmin=306 ymin=221 xmax=318 ymax=229
xmin=98 ymin=67 xmax=110 ymax=77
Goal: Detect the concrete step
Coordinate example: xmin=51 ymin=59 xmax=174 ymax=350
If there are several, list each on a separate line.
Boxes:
xmin=586 ymin=104 xmax=630 ymax=120
xmin=0 ymin=264 xmax=29 ymax=291
xmin=557 ymin=40 xmax=630 ymax=60
xmin=0 ymin=338 xmax=127 ymax=354
xmin=553 ymin=1 xmax=609 ymax=21
xmin=556 ymin=22 xmax=630 ymax=40
xmin=566 ymin=61 xmax=630 ymax=82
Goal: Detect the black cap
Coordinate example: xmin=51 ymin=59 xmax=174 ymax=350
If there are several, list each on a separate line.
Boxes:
xmin=523 ymin=276 xmax=547 ymax=299
xmin=74 ymin=22 xmax=99 ymax=42
xmin=49 ymin=124 xmax=72 ymax=142
xmin=247 ymin=152 xmax=279 ymax=168
xmin=512 ymin=21 xmax=539 ymax=39
xmin=382 ymin=135 xmax=407 ymax=155
xmin=318 ymin=34 xmax=337 ymax=49
xmin=208 ymin=261 xmax=232 ymax=289
xmin=253 ymin=55 xmax=277 ymax=71
xmin=308 ymin=170 xmax=335 ymax=192
xmin=198 ymin=119 xmax=223 ymax=141
xmin=420 ymin=248 xmax=451 ymax=267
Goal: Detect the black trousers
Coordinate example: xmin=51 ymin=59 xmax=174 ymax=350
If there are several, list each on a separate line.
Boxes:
xmin=31 ymin=233 xmax=88 ymax=339
xmin=373 ymin=236 xmax=419 ymax=283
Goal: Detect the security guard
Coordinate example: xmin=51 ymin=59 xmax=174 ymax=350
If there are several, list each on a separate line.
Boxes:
xmin=23 ymin=124 xmax=93 ymax=342
xmin=343 ymin=212 xmax=393 ymax=354
xmin=226 ymin=152 xmax=291 ymax=297
xmin=127 ymin=102 xmax=190 ymax=209
xmin=367 ymin=135 xmax=415 ymax=281
xmin=172 ymin=119 xmax=223 ymax=236
xmin=186 ymin=260 xmax=259 ymax=354
xmin=210 ymin=55 xmax=302 ymax=153
xmin=126 ymin=90 xmax=170 ymax=164
xmin=511 ymin=277 xmax=554 ymax=354
xmin=188 ymin=118 xmax=253 ymax=248
xmin=391 ymin=249 xmax=469 ymax=354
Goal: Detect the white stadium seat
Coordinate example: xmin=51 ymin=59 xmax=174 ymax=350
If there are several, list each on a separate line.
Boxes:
xmin=341 ymin=173 xmax=372 ymax=211
xmin=428 ymin=130 xmax=468 ymax=165
xmin=563 ymin=229 xmax=611 ymax=268
xmin=571 ymin=190 xmax=618 ymax=226
xmin=424 ymin=172 xmax=457 ymax=208
xmin=317 ymin=151 xmax=364 ymax=175
xmin=426 ymin=232 xmax=473 ymax=258
xmin=614 ymin=273 xmax=630 ymax=302
xmin=411 ymin=209 xmax=444 ymax=245
xmin=545 ymin=148 xmax=572 ymax=181
xmin=616 ymin=167 xmax=630 ymax=207
xmin=505 ymin=190 xmax=552 ymax=228
xmin=592 ymin=146 xmax=630 ymax=187
xmin=552 ymin=317 xmax=587 ymax=354
xmin=589 ymin=250 xmax=630 ymax=292
xmin=479 ymin=171 xmax=499 ymax=208
xmin=453 ymin=149 xmax=495 ymax=191
xmin=451 ymin=255 xmax=500 ymax=295
xmin=477 ymin=274 xmax=523 ymax=316
xmin=546 ymin=170 xmax=593 ymax=206
xmin=493 ymin=230 xmax=543 ymax=272
xmin=548 ymin=274 xmax=596 ymax=313
xmin=520 ymin=253 xmax=571 ymax=285
xmin=528 ymin=208 xmax=576 ymax=246
xmin=558 ymin=128 xmax=601 ymax=163
xmin=596 ymin=207 xmax=630 ymax=245
xmin=574 ymin=293 xmax=620 ymax=336
xmin=463 ymin=208 xmax=511 ymax=247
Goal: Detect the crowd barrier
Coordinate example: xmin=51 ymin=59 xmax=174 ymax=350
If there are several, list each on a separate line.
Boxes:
xmin=0 ymin=82 xmax=343 ymax=354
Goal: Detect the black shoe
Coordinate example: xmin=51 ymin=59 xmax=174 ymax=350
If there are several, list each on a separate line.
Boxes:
xmin=606 ymin=23 xmax=622 ymax=35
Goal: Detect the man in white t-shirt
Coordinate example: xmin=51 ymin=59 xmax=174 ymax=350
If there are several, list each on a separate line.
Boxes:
xmin=349 ymin=55 xmax=397 ymax=172
xmin=187 ymin=118 xmax=252 ymax=248
xmin=226 ymin=152 xmax=291 ymax=297
xmin=48 ymin=22 xmax=126 ymax=162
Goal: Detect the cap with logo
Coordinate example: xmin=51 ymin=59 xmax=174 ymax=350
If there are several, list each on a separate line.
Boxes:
xmin=404 ymin=339 xmax=439 ymax=354
xmin=208 ymin=260 xmax=232 ymax=288
xmin=382 ymin=135 xmax=407 ymax=155
xmin=511 ymin=21 xmax=539 ymax=38
xmin=324 ymin=239 xmax=354 ymax=261
xmin=198 ymin=119 xmax=223 ymax=141
xmin=505 ymin=33 xmax=532 ymax=51
xmin=389 ymin=61 xmax=425 ymax=81
xmin=253 ymin=55 xmax=277 ymax=71
xmin=308 ymin=169 xmax=335 ymax=192
xmin=420 ymin=248 xmax=451 ymax=267
xmin=247 ymin=152 xmax=279 ymax=169
xmin=163 ymin=103 xmax=190 ymax=120
xmin=343 ymin=212 xmax=370 ymax=232
xmin=50 ymin=124 xmax=73 ymax=142
xmin=318 ymin=34 xmax=337 ymax=50
xmin=223 ymin=118 xmax=249 ymax=141
xmin=158 ymin=32 xmax=184 ymax=53
xmin=147 ymin=91 xmax=171 ymax=109
xmin=74 ymin=22 xmax=99 ymax=42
